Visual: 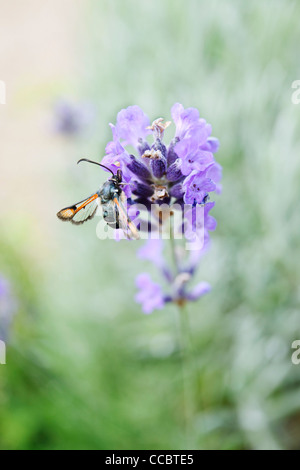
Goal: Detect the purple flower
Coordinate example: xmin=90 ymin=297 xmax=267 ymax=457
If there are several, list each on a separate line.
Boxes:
xmin=186 ymin=282 xmax=211 ymax=301
xmin=135 ymin=274 xmax=165 ymax=314
xmin=0 ymin=278 xmax=9 ymax=297
xmin=138 ymin=239 xmax=164 ymax=268
xmin=135 ymin=270 xmax=211 ymax=310
xmin=97 ymin=103 xmax=221 ymax=313
xmin=138 ymin=239 xmax=173 ymax=282
xmin=184 ymin=202 xmax=217 ymax=248
xmin=102 ymin=103 xmax=220 ymax=215
xmin=201 ymin=137 xmax=220 ymax=153
xmin=116 ymin=105 xmax=151 ymax=148
xmin=183 ymin=169 xmax=216 ymax=205
xmin=180 ymin=149 xmax=214 ymax=176
xmin=53 ymin=99 xmax=95 ymax=136
xmin=101 ymin=124 xmax=132 ymax=177
xmin=175 ymin=132 xmax=214 ymax=176
xmin=207 ymin=162 xmax=223 ymax=194
xmin=171 ymin=103 xmax=201 ymax=140
xmin=104 ymin=126 xmax=127 ymax=162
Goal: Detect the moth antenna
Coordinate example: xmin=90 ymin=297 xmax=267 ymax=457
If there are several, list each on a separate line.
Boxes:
xmin=77 ymin=158 xmax=114 ymax=176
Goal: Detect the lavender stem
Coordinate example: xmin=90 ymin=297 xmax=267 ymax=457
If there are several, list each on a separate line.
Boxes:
xmin=177 ymin=302 xmax=194 ymax=449
xmin=169 ymin=219 xmax=194 ymax=448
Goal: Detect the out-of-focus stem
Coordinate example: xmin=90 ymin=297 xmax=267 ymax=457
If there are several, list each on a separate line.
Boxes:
xmin=169 ymin=214 xmax=194 ymax=448
xmin=177 ymin=303 xmax=194 ymax=449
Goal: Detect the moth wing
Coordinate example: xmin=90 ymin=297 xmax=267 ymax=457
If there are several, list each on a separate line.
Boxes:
xmin=57 ymin=193 xmax=100 ymax=225
xmin=113 ymin=193 xmax=140 ymax=240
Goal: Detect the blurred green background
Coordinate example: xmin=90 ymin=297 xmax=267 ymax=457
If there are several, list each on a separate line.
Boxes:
xmin=1 ymin=0 xmax=300 ymax=450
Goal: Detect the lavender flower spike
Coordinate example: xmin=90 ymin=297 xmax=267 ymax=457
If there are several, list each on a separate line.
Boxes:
xmin=100 ymin=103 xmax=221 ymax=313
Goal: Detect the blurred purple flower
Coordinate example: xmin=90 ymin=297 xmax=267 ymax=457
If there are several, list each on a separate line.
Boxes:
xmin=186 ymin=282 xmax=211 ymax=301
xmin=53 ymin=99 xmax=95 ymax=136
xmin=135 ymin=274 xmax=165 ymax=314
xmin=138 ymin=239 xmax=164 ymax=268
xmin=138 ymin=239 xmax=173 ymax=283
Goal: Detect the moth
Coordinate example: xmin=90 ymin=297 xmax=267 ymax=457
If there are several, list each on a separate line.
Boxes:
xmin=57 ymin=159 xmax=140 ymax=240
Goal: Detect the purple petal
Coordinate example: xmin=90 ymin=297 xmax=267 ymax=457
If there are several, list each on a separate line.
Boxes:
xmin=201 ymin=137 xmax=220 ymax=153
xmin=206 ymin=162 xmax=222 ymax=189
xmin=183 ymin=169 xmax=216 ymax=204
xmin=206 ymin=215 xmax=217 ymax=231
xmin=180 ymin=150 xmax=214 ymax=176
xmin=171 ymin=103 xmax=200 ymax=140
xmin=185 ymin=201 xmax=217 ymax=233
xmin=203 ymin=202 xmax=217 ymax=231
xmin=138 ymin=239 xmax=164 ymax=267
xmin=187 ymin=282 xmax=211 ymax=301
xmin=116 ymin=105 xmax=151 ymax=148
xmin=171 ymin=103 xmax=184 ymax=123
xmin=135 ymin=273 xmax=165 ymax=314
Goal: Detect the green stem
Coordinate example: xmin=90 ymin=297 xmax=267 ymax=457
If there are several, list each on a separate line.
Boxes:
xmin=177 ymin=303 xmax=194 ymax=449
xmin=169 ymin=215 xmax=194 ymax=448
